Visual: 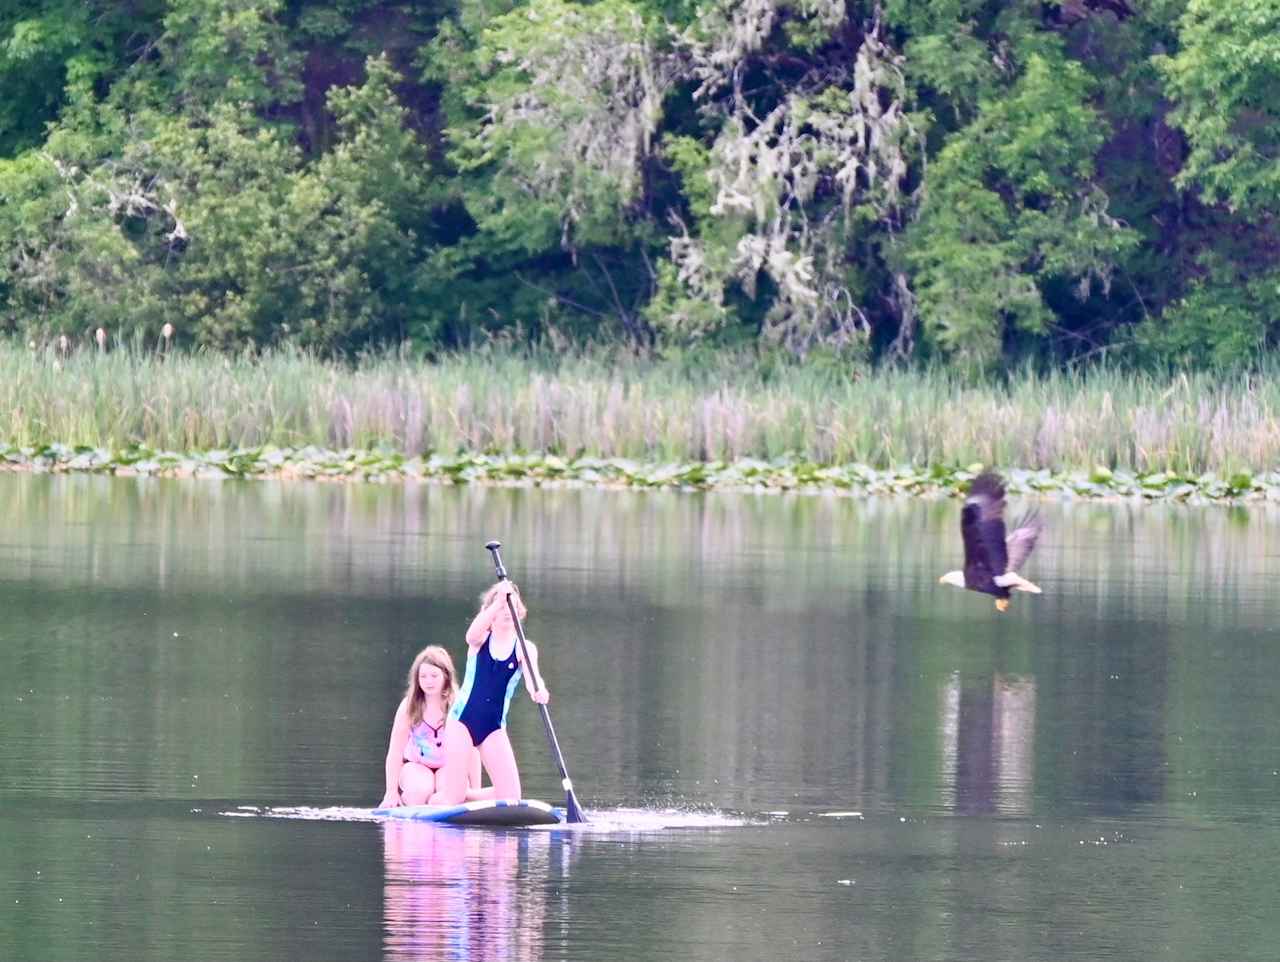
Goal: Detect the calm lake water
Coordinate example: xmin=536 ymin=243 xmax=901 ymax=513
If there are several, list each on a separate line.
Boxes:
xmin=3 ymin=474 xmax=1280 ymax=961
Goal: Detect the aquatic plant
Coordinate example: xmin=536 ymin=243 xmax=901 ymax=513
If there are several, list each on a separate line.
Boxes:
xmin=3 ymin=341 xmax=1280 ymax=499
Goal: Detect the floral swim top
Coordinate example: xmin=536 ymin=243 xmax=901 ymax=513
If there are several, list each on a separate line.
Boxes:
xmin=404 ymin=717 xmax=447 ymax=769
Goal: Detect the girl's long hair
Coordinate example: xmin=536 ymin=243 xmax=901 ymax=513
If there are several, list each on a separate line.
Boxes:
xmin=403 ymin=645 xmax=459 ymax=726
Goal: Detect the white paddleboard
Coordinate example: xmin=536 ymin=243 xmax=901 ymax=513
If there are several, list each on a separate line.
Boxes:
xmin=374 ymin=798 xmax=564 ymax=827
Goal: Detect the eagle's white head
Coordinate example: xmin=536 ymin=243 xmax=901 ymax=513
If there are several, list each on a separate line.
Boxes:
xmin=938 ymin=570 xmax=965 ymax=589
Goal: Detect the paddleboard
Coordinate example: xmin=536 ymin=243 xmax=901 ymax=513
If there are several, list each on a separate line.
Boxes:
xmin=373 ymin=798 xmax=564 ymax=827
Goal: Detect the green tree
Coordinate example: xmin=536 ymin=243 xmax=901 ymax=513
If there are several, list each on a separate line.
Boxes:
xmin=1158 ymin=0 xmax=1280 ymax=214
xmin=1 ymin=0 xmax=1277 ymax=370
xmin=900 ymin=25 xmax=1135 ymax=367
xmin=0 ymin=55 xmax=427 ymax=349
xmin=640 ymin=2 xmax=920 ymax=358
xmin=1138 ymin=0 xmax=1280 ymax=368
xmin=0 ymin=1 xmax=163 ymax=157
xmin=413 ymin=0 xmax=675 ymax=346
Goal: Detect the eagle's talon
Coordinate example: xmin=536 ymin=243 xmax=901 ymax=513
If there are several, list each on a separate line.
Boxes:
xmin=995 ymin=598 xmax=1010 ymax=612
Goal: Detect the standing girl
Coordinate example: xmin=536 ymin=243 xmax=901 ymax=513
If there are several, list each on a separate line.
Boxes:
xmin=379 ymin=645 xmax=481 ymax=808
xmin=429 ymin=582 xmax=550 ymax=805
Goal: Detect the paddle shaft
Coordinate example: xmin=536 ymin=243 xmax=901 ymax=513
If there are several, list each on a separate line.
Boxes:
xmin=484 ymin=541 xmax=587 ymax=822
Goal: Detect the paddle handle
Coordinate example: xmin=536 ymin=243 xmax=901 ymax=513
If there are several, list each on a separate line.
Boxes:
xmin=485 ymin=540 xmax=508 ymax=580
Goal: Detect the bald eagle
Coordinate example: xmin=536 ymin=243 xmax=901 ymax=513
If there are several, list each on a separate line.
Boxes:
xmin=939 ymin=473 xmax=1043 ymax=612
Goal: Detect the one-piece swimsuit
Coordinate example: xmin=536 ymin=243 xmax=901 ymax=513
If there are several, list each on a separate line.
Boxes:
xmin=448 ymin=632 xmax=523 ymax=746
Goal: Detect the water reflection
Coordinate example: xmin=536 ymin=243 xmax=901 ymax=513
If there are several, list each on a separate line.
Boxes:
xmin=10 ymin=473 xmax=1280 ymax=962
xmin=0 ymin=472 xmax=1264 ymax=817
xmin=381 ymin=823 xmax=571 ymax=962
xmin=940 ymin=673 xmax=1037 ymax=815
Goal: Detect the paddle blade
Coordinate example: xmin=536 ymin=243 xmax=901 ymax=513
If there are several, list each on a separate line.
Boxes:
xmin=564 ymin=788 xmax=589 ymax=824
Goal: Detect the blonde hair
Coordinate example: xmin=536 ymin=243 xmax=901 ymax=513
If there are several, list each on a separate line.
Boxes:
xmin=479 ymin=581 xmax=527 ymax=621
xmin=403 ymin=645 xmax=459 ymax=726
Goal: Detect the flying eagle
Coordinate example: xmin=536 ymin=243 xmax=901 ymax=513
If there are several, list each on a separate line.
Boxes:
xmin=939 ymin=472 xmax=1043 ymax=612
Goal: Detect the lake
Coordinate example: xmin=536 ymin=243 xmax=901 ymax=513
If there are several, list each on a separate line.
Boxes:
xmin=3 ymin=474 xmax=1280 ymax=961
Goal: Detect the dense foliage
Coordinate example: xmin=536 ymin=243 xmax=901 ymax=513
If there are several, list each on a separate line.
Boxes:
xmin=0 ymin=0 xmax=1275 ymax=368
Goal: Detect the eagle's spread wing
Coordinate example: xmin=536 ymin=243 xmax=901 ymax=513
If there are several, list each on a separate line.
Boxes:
xmin=961 ymin=473 xmax=1009 ymax=583
xmin=1005 ymin=512 xmax=1042 ymax=573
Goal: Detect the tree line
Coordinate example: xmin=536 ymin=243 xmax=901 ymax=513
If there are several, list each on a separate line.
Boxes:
xmin=0 ymin=0 xmax=1275 ymax=369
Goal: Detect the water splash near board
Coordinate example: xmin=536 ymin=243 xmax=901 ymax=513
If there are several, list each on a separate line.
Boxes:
xmin=573 ymin=806 xmax=754 ymax=830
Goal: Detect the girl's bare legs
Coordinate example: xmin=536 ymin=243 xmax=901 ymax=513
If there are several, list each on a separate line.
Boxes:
xmin=479 ymin=729 xmax=522 ymax=801
xmin=398 ymin=762 xmax=437 ymax=805
xmin=464 ymin=748 xmax=496 ymax=800
xmin=428 ymin=719 xmax=474 ymax=805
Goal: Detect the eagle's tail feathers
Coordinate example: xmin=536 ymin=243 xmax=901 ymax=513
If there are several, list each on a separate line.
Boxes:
xmin=995 ymin=572 xmax=1042 ymax=593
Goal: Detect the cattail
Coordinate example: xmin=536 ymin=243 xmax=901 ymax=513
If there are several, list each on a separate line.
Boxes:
xmin=161 ymin=322 xmax=174 ymax=355
xmin=57 ymin=334 xmax=70 ymax=357
xmin=95 ymin=327 xmax=107 ymax=352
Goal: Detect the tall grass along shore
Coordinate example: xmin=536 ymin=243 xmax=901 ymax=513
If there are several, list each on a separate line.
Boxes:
xmin=2 ymin=341 xmax=1279 ymax=502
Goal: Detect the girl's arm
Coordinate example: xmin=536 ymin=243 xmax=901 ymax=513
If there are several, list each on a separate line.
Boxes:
xmin=464 ymin=593 xmax=505 ymax=647
xmin=522 ymin=640 xmax=551 ymax=704
xmin=378 ymin=699 xmax=410 ymax=808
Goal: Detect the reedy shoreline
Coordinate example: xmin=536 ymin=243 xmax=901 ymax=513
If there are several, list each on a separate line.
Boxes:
xmin=2 ymin=342 xmax=1278 ymax=502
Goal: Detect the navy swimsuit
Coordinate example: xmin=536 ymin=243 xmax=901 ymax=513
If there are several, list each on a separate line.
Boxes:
xmin=448 ymin=633 xmax=524 ymax=746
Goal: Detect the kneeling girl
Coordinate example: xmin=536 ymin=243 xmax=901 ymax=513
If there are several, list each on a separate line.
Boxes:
xmin=429 ymin=582 xmax=549 ymax=805
xmin=379 ymin=645 xmax=481 ymax=808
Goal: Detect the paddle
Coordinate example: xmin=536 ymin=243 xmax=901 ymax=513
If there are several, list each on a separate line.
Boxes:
xmin=485 ymin=540 xmax=589 ymax=823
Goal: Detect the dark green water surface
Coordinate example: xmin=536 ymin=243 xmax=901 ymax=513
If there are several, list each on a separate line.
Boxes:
xmin=3 ymin=475 xmax=1280 ymax=961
